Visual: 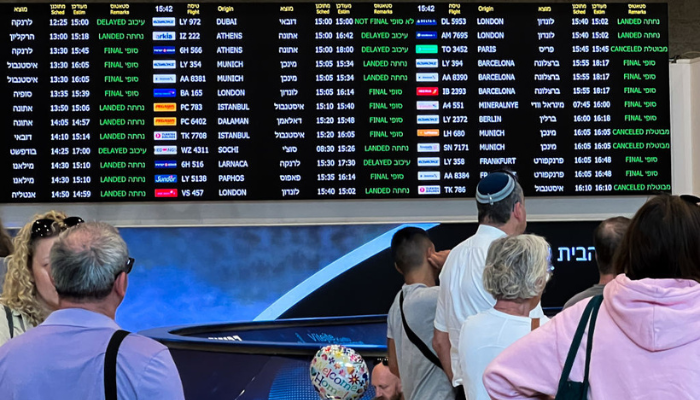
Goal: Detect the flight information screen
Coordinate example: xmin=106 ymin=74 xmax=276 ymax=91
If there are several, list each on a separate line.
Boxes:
xmin=2 ymin=2 xmax=670 ymax=202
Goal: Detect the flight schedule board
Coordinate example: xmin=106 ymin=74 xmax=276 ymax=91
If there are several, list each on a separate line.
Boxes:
xmin=2 ymin=2 xmax=670 ymax=202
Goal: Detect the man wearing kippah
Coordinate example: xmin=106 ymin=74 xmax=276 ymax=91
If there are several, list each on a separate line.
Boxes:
xmin=431 ymin=171 xmax=546 ymax=399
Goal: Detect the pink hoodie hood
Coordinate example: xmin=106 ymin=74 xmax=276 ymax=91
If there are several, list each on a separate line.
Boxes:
xmin=604 ymin=274 xmax=700 ymax=351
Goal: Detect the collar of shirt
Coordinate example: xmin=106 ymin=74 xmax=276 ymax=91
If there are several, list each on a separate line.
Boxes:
xmin=42 ymin=308 xmax=121 ymax=330
xmin=475 ymin=224 xmax=508 ymax=239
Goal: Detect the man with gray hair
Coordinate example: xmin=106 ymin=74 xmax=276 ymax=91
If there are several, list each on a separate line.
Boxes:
xmin=432 ymin=171 xmax=546 ymax=399
xmin=0 ymin=222 xmax=185 ymax=400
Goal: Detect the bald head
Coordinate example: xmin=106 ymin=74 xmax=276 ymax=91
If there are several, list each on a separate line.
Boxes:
xmin=372 ymin=362 xmax=402 ymax=400
xmin=50 ymin=222 xmax=129 ymax=301
xmin=594 ymin=217 xmax=631 ymax=275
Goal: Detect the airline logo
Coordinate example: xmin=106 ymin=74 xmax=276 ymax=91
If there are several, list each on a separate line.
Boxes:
xmin=154 ymin=160 xmax=177 ymax=169
xmin=154 ymin=146 xmax=177 ymax=155
xmin=152 ymin=17 xmax=176 ymax=26
xmin=154 ymin=103 xmax=177 ymax=112
xmin=417 ymin=129 xmax=440 ymax=137
xmin=416 ymin=31 xmax=438 ymax=39
xmin=154 ymin=117 xmax=177 ymax=126
xmin=153 ymin=31 xmax=176 ymax=41
xmin=153 ymin=88 xmax=177 ymax=98
xmin=416 ymin=59 xmax=438 ymax=68
xmin=417 ymin=115 xmax=439 ymax=124
xmin=155 ymin=189 xmax=178 ymax=198
xmin=153 ymin=60 xmax=176 ymax=69
xmin=416 ymin=44 xmax=439 ymax=54
xmin=153 ymin=46 xmax=176 ymax=54
xmin=153 ymin=74 xmax=177 ymax=84
xmin=155 ymin=174 xmax=178 ymax=183
xmin=417 ymin=157 xmax=441 ymax=166
xmin=417 ymin=101 xmax=439 ymax=110
xmin=418 ymin=171 xmax=441 ymax=181
xmin=418 ymin=185 xmax=441 ymax=195
xmin=416 ymin=87 xmax=439 ymax=96
xmin=154 ymin=131 xmax=177 ymax=141
xmin=417 ymin=143 xmax=440 ymax=152
xmin=416 ymin=73 xmax=439 ymax=82
xmin=416 ymin=19 xmax=437 ymax=26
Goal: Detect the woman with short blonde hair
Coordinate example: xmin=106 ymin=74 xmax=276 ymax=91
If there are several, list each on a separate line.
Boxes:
xmin=459 ymin=234 xmax=552 ymax=400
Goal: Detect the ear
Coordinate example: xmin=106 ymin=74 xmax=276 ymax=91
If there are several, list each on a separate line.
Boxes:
xmin=512 ymin=201 xmax=524 ymax=221
xmin=426 ymin=243 xmax=435 ymax=258
xmin=394 ymin=262 xmax=404 ymax=276
xmin=114 ymin=272 xmax=128 ymax=298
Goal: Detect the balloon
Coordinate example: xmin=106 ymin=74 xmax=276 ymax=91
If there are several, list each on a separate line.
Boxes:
xmin=309 ymin=345 xmax=369 ymax=400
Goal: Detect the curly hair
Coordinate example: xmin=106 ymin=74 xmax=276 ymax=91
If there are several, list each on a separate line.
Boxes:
xmin=483 ymin=234 xmax=551 ymax=301
xmin=0 ymin=211 xmax=68 ymax=326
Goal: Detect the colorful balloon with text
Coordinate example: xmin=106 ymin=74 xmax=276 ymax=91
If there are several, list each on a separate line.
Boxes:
xmin=309 ymin=345 xmax=369 ymax=399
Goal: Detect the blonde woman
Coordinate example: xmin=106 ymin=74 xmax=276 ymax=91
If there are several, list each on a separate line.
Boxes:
xmin=458 ymin=234 xmax=553 ymax=400
xmin=0 ymin=211 xmax=83 ymax=345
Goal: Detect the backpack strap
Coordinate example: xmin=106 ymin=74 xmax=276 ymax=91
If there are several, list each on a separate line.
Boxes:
xmin=104 ymin=330 xmax=130 ymax=400
xmin=399 ymin=291 xmax=443 ymax=370
xmin=3 ymin=305 xmax=13 ymax=339
xmin=556 ymin=295 xmax=604 ymax=394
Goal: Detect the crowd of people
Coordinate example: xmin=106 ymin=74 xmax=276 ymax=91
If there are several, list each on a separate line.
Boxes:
xmin=383 ymin=172 xmax=700 ymax=400
xmin=1 ymin=172 xmax=699 ymax=400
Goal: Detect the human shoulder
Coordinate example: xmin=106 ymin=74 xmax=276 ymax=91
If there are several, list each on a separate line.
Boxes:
xmin=563 ymin=285 xmax=604 ymax=310
xmin=447 ymin=226 xmax=502 ymax=260
xmin=121 ymin=332 xmax=169 ymax=357
xmin=128 ymin=336 xmax=184 ymax=400
xmin=407 ymin=285 xmax=440 ymax=304
xmin=116 ymin=332 xmax=172 ymax=372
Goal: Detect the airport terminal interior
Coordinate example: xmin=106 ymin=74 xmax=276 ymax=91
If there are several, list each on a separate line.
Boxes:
xmin=1 ymin=1 xmax=699 ymax=399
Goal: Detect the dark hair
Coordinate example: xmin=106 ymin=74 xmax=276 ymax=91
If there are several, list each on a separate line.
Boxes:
xmin=593 ymin=217 xmax=631 ymax=275
xmin=0 ymin=218 xmax=13 ymax=257
xmin=614 ymin=195 xmax=700 ymax=282
xmin=390 ymin=227 xmax=432 ymax=274
xmin=477 ymin=182 xmax=523 ymax=225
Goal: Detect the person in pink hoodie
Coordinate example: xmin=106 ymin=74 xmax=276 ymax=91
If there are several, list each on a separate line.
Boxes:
xmin=484 ymin=194 xmax=700 ymax=400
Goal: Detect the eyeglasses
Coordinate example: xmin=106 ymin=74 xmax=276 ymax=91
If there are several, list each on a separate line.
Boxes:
xmin=125 ymin=257 xmax=135 ymax=274
xmin=681 ymin=194 xmax=700 ymax=206
xmin=31 ymin=216 xmax=84 ymax=239
xmin=115 ymin=257 xmax=135 ymax=279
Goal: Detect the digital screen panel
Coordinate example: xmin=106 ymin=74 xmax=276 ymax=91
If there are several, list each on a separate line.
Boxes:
xmin=1 ymin=2 xmax=670 ymax=202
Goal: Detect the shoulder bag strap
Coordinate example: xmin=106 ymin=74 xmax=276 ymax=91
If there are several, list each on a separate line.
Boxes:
xmin=399 ymin=291 xmax=443 ymax=370
xmin=2 ymin=305 xmax=15 ymax=339
xmin=556 ymin=295 xmax=603 ymax=394
xmin=4 ymin=305 xmax=13 ymax=339
xmin=104 ymin=329 xmax=130 ymax=400
xmin=581 ymin=295 xmax=604 ymax=392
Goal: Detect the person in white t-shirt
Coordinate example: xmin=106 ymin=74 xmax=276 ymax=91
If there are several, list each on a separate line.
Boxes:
xmin=432 ymin=171 xmax=546 ymax=399
xmin=458 ymin=234 xmax=552 ymax=400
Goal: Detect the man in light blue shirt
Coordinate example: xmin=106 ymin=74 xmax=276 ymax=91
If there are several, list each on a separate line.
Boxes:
xmin=0 ymin=222 xmax=185 ymax=400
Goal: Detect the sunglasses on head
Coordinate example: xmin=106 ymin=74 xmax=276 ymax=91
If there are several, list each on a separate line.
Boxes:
xmin=373 ymin=357 xmax=389 ymax=366
xmin=31 ymin=216 xmax=84 ymax=239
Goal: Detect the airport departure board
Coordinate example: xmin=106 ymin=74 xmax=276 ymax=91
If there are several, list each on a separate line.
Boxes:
xmin=1 ymin=2 xmax=670 ymax=202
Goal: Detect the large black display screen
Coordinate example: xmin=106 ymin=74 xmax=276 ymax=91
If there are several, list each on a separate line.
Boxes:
xmin=1 ymin=2 xmax=670 ymax=202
